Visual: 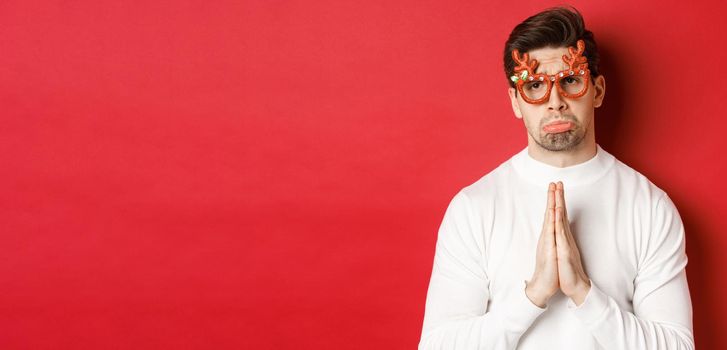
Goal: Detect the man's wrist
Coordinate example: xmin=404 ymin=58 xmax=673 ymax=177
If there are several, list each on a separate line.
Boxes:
xmin=524 ymin=281 xmax=549 ymax=308
xmin=568 ymin=280 xmax=592 ymax=306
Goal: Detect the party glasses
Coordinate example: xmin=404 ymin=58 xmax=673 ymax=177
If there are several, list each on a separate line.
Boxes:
xmin=510 ymin=39 xmax=591 ymax=104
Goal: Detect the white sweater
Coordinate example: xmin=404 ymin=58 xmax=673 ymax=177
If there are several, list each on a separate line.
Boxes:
xmin=419 ymin=144 xmax=694 ymax=349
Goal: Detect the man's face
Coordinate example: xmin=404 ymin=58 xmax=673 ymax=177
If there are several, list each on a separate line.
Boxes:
xmin=507 ymin=46 xmax=606 ymax=152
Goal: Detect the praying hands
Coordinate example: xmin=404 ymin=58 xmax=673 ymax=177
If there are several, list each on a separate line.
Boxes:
xmin=525 ymin=181 xmax=592 ymax=308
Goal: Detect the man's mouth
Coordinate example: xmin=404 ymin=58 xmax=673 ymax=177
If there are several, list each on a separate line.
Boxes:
xmin=543 ymin=121 xmax=574 ymax=133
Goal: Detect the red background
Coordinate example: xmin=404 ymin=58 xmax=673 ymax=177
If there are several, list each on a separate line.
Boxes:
xmin=2 ymin=1 xmax=725 ymax=348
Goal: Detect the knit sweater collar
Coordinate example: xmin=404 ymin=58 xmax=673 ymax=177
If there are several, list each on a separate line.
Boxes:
xmin=511 ymin=143 xmax=615 ymax=187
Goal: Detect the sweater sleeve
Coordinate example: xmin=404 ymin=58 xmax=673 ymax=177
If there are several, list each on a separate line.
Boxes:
xmin=566 ymin=193 xmax=694 ymax=349
xmin=419 ymin=191 xmax=546 ymax=349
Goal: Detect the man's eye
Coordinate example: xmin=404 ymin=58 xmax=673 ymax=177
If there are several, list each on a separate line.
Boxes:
xmin=564 ymin=77 xmax=579 ymax=84
xmin=526 ymin=82 xmax=542 ymax=90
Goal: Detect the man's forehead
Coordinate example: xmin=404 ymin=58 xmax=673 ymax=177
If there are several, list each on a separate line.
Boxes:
xmin=527 ymin=46 xmax=570 ymax=74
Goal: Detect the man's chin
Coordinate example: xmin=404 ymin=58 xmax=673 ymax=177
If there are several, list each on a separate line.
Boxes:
xmin=538 ymin=131 xmax=583 ymax=152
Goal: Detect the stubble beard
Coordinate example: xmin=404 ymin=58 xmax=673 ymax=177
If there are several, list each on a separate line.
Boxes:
xmin=532 ymin=117 xmax=587 ymax=152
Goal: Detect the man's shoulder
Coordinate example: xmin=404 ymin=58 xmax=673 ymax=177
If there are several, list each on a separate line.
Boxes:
xmin=457 ymin=152 xmax=519 ymax=201
xmin=439 ymin=155 xmax=516 ymax=220
xmin=568 ymin=151 xmax=679 ymax=223
xmin=609 ymin=155 xmax=669 ymax=201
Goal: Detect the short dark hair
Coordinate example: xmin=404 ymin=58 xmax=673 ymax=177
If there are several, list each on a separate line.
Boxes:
xmin=503 ymin=6 xmax=600 ymax=89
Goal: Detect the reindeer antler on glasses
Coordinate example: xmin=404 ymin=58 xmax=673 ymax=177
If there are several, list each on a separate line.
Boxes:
xmin=562 ymin=39 xmax=589 ymax=74
xmin=510 ymin=49 xmax=538 ymax=83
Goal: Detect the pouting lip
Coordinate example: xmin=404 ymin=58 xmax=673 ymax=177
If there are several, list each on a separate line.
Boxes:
xmin=542 ymin=120 xmax=574 ymax=132
xmin=543 ymin=120 xmax=574 ymax=127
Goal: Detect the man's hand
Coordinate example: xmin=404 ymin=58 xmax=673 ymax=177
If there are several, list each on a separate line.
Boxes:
xmin=554 ymin=181 xmax=591 ymax=306
xmin=525 ymin=182 xmax=560 ymax=308
xmin=526 ymin=181 xmax=592 ymax=308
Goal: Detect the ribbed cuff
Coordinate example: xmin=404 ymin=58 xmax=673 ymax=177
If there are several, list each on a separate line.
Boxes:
xmin=504 ymin=280 xmax=549 ymax=332
xmin=567 ymin=280 xmax=610 ymax=326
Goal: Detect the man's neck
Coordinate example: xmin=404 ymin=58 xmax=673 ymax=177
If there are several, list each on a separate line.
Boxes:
xmin=527 ymin=138 xmax=597 ymax=168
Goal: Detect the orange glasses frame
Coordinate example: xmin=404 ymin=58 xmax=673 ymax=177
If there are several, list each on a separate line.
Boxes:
xmin=510 ymin=39 xmax=591 ymax=105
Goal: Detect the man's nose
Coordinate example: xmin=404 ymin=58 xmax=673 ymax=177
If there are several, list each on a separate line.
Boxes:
xmin=547 ymin=87 xmax=567 ymax=111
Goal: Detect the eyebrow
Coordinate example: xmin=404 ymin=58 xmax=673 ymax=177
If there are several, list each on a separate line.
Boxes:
xmin=535 ymin=65 xmax=569 ymax=75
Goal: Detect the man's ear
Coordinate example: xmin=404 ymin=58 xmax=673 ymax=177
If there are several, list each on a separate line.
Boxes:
xmin=508 ymin=87 xmax=523 ymax=119
xmin=593 ymin=75 xmax=606 ymax=108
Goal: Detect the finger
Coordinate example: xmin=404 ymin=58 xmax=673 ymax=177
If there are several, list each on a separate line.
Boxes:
xmin=554 ymin=205 xmax=564 ymax=247
xmin=544 ymin=182 xmax=555 ymax=222
xmin=555 ymin=190 xmax=571 ymax=253
xmin=559 ymin=181 xmax=569 ymax=220
xmin=543 ymin=183 xmax=556 ymax=247
xmin=555 ymin=182 xmax=564 ymax=214
xmin=548 ymin=182 xmax=555 ymax=210
xmin=561 ymin=209 xmax=579 ymax=253
xmin=557 ymin=182 xmax=577 ymax=248
xmin=546 ymin=207 xmax=556 ymax=248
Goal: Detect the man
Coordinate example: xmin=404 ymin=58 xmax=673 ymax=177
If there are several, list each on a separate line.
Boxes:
xmin=418 ymin=6 xmax=694 ymax=350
